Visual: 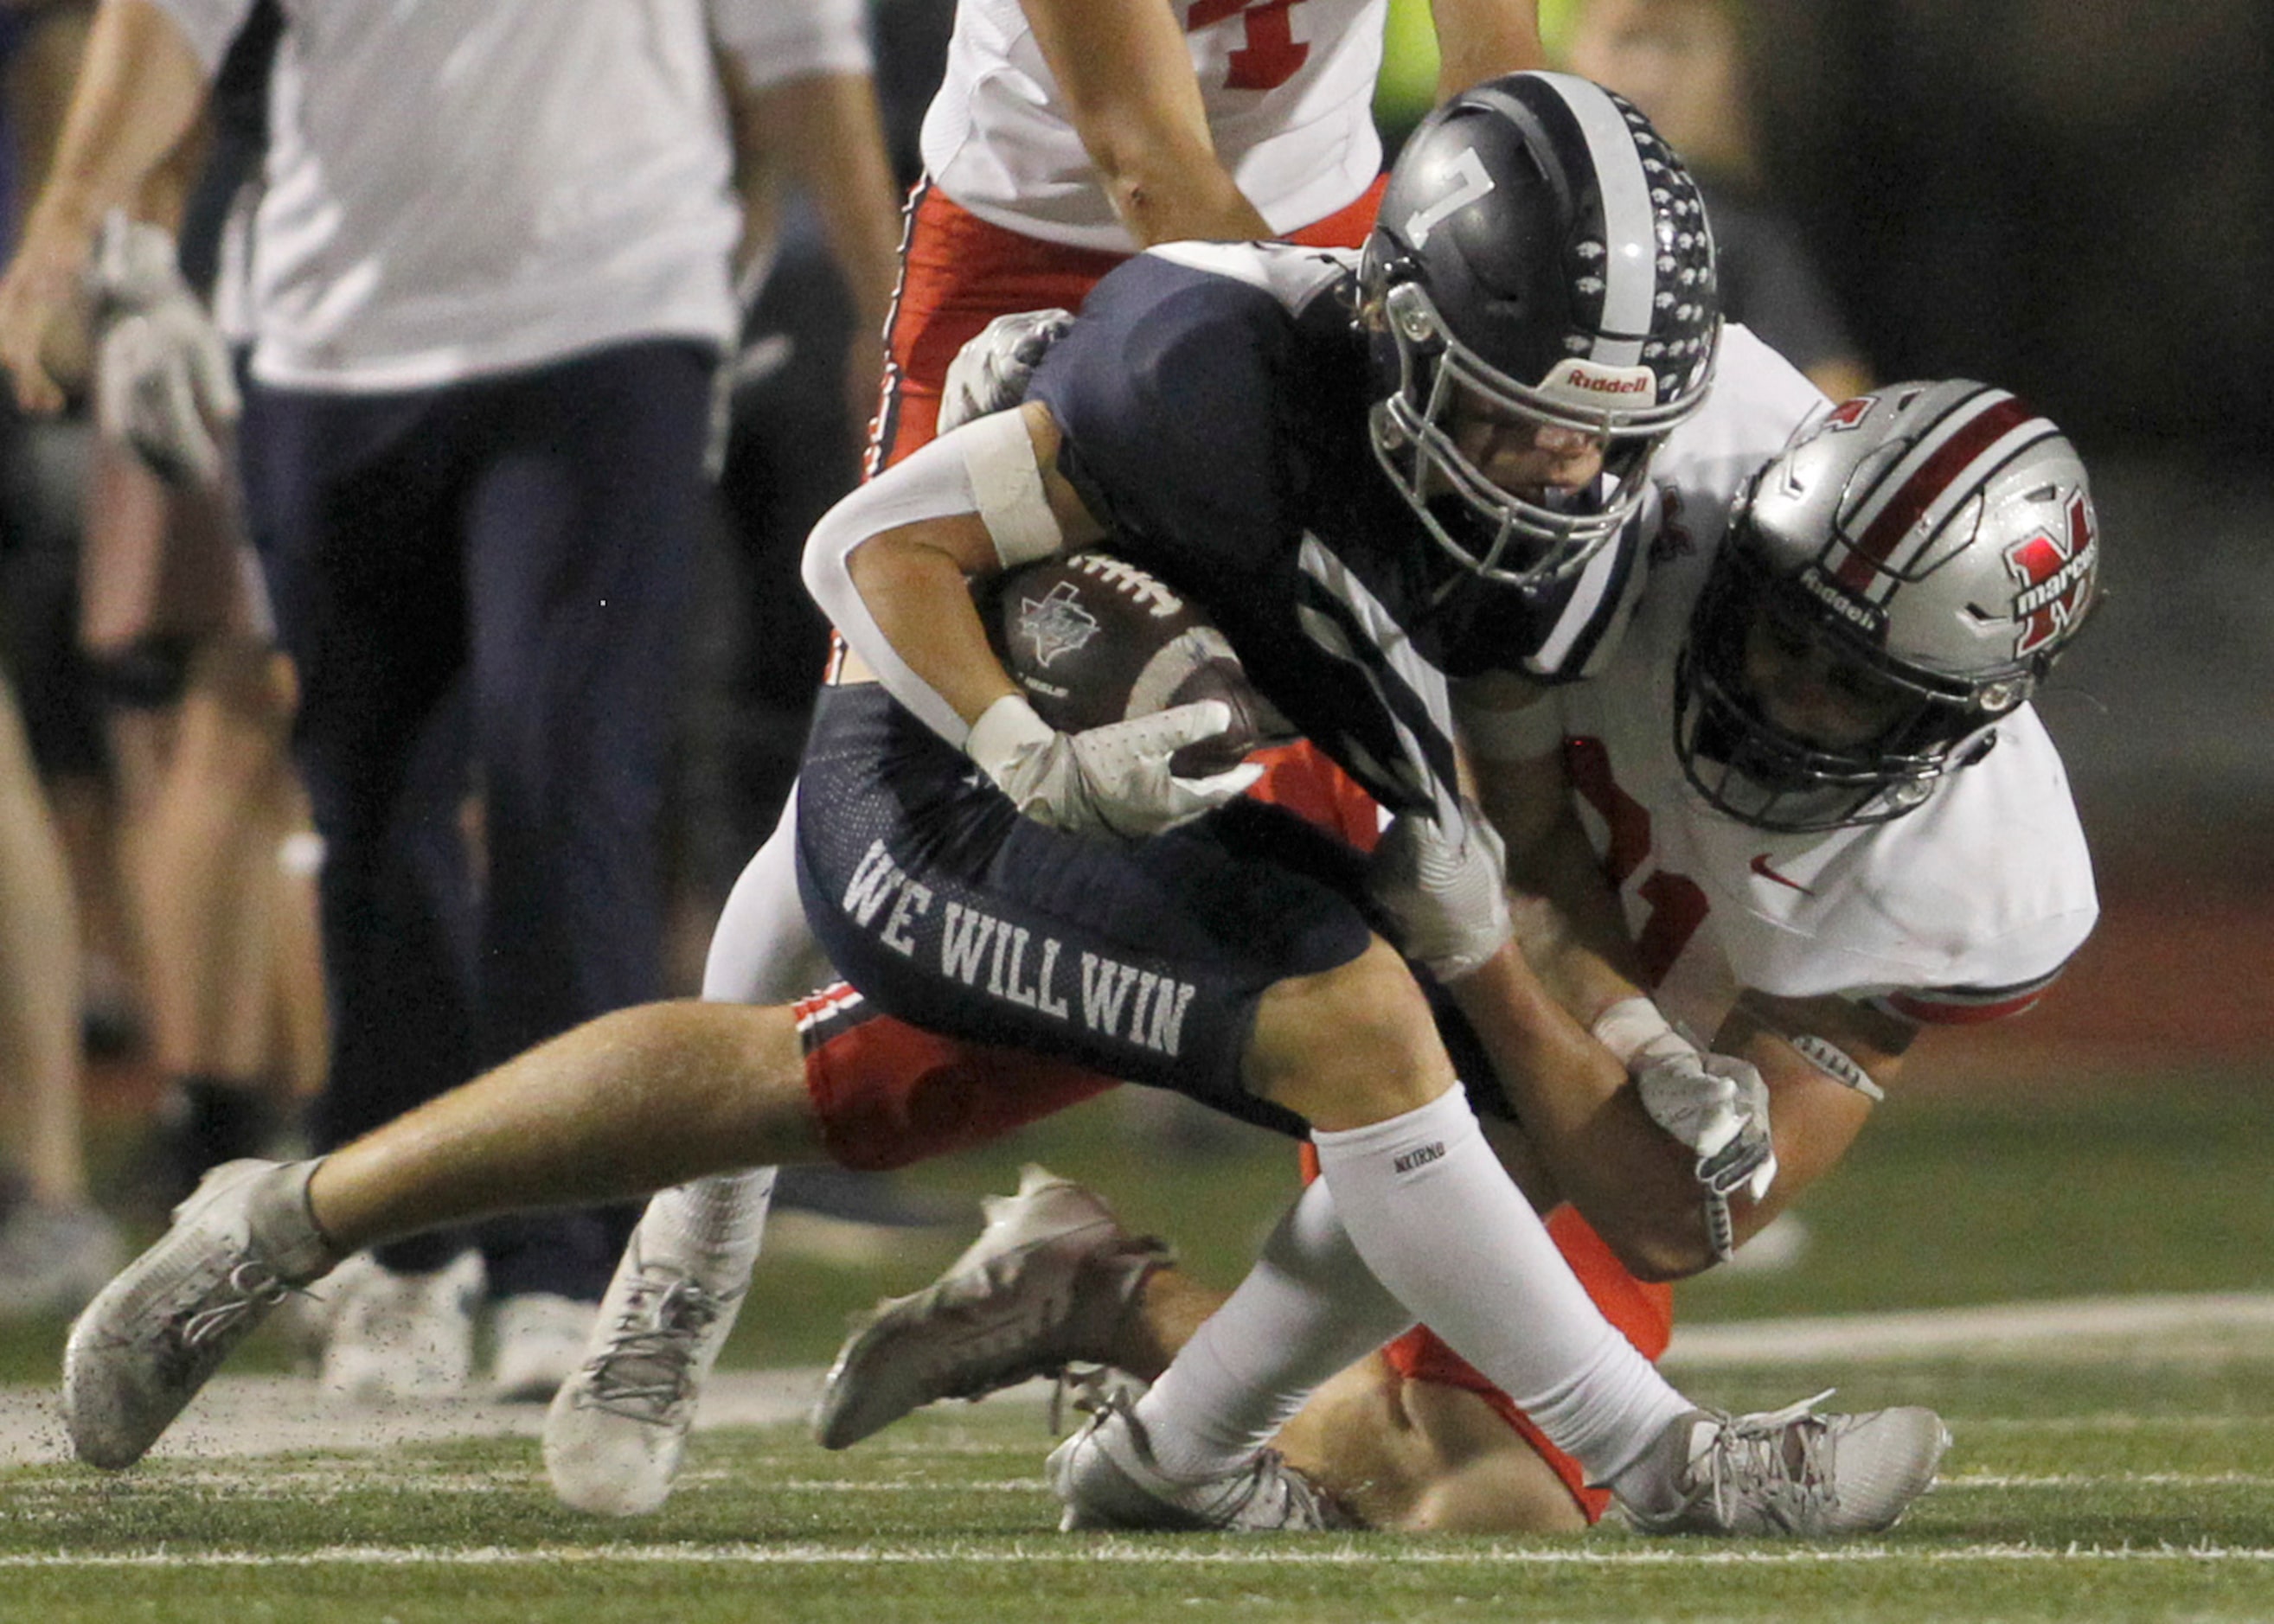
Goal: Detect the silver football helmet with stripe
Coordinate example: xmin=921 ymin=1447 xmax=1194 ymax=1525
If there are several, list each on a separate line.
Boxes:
xmin=1675 ymin=380 xmax=2101 ymax=831
xmin=1360 ymin=71 xmax=1720 ymax=595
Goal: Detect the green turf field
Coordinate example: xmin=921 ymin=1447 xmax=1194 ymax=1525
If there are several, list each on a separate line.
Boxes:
xmin=4 ymin=1071 xmax=2271 ymax=1621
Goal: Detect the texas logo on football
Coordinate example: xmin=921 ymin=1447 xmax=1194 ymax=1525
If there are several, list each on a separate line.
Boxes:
xmin=1015 ymin=581 xmax=1101 ymax=668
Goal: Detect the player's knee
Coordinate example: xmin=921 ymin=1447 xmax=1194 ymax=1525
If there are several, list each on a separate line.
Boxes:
xmin=1245 ymin=938 xmax=1450 ymax=1130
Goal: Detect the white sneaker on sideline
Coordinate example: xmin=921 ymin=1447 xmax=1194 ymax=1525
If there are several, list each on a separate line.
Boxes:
xmin=490 ymin=1293 xmax=594 ymax=1403
xmin=1046 ymin=1389 xmax=1352 ymax=1532
xmin=318 ymin=1250 xmax=483 ymax=1403
xmin=543 ymin=1226 xmax=747 ymax=1516
xmin=0 ymin=1195 xmax=126 ymax=1320
xmin=1620 ymin=1393 xmax=1951 ymax=1537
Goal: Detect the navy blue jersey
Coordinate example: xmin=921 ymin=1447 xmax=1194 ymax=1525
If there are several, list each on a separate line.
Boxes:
xmin=1027 ymin=242 xmax=1638 ymax=825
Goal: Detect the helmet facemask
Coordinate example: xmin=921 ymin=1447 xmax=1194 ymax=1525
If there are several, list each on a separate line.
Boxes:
xmin=1369 ymin=279 xmax=1681 ymax=597
xmin=1355 ymin=72 xmax=1721 ymax=605
xmin=1673 ymin=548 xmax=2025 ymax=833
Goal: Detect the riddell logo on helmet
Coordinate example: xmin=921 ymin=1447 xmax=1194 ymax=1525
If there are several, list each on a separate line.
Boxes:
xmin=1797 ymin=565 xmax=1887 ymax=635
xmin=1542 ymin=359 xmax=1657 ymax=407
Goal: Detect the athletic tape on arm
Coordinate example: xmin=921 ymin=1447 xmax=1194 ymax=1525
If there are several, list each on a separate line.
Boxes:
xmin=802 ymin=429 xmax=1013 ymax=747
xmin=958 ymin=407 xmax=1065 ymax=569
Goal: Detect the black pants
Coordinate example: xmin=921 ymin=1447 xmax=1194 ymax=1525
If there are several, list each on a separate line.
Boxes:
xmin=240 ymin=339 xmax=710 ymax=1295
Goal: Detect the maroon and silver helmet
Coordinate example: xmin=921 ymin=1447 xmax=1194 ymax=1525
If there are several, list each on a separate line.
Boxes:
xmin=1675 ymin=380 xmax=2101 ymax=831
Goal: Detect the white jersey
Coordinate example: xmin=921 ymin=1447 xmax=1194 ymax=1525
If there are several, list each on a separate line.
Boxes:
xmin=1542 ymin=325 xmax=1838 ymax=687
xmin=1550 ymin=355 xmax=2099 ymax=1033
xmin=921 ymin=0 xmax=1387 ymax=253
xmin=157 ymin=0 xmax=855 ymax=391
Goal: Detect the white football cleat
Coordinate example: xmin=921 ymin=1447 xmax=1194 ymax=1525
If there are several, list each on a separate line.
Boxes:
xmin=813 ymin=1165 xmax=1169 ymax=1450
xmin=318 ymin=1250 xmax=483 ymax=1403
xmin=1046 ymin=1389 xmax=1353 ymax=1531
xmin=543 ymin=1228 xmax=746 ymax=1516
xmin=62 ymin=1159 xmax=333 ymax=1469
xmin=1621 ymin=1393 xmax=1951 ymax=1537
xmin=490 ymin=1293 xmax=595 ymax=1403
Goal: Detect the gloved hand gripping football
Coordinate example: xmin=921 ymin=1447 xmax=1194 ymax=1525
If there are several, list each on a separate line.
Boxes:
xmin=964 ymin=691 xmax=1262 ymax=840
xmin=1597 ymin=997 xmax=1778 ymax=1261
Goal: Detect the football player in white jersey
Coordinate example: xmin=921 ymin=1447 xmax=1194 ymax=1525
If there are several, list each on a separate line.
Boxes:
xmin=813 ymin=377 xmax=2100 ymax=1531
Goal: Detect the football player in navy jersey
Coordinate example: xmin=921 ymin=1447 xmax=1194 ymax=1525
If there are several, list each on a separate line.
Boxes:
xmin=786 ymin=70 xmax=1942 ymax=1536
xmin=777 ymin=74 xmax=1935 ymax=1537
xmin=56 ymin=73 xmax=1948 ymax=1538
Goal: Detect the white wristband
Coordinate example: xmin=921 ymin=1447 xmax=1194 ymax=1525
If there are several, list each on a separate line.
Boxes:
xmin=1592 ymin=996 xmax=1694 ymax=1069
xmin=964 ymin=692 xmax=1054 ymax=785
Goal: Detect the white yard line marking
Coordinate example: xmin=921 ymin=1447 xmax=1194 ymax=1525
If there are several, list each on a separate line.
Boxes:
xmin=1948 ymin=1473 xmax=2274 ymax=1488
xmin=1665 ymin=1293 xmax=2274 ymax=1367
xmin=5 ymin=1543 xmax=2274 ymax=1570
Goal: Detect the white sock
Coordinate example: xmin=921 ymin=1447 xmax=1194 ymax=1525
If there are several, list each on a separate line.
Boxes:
xmin=638 ymin=1167 xmax=774 ymax=1290
xmin=1134 ymin=1180 xmax=1413 ymax=1481
xmin=1310 ymin=1088 xmax=1691 ymax=1485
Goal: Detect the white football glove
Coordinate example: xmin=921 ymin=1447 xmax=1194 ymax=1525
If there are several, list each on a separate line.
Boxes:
xmin=938 ymin=307 xmax=1074 ymax=435
xmin=87 ymin=213 xmax=239 ymax=489
xmin=1634 ymin=1048 xmax=1778 ymax=1262
xmin=1367 ymin=801 xmax=1514 ymax=982
xmin=1594 ymin=996 xmax=1778 ymax=1263
xmin=964 ymin=692 xmax=1262 ymax=840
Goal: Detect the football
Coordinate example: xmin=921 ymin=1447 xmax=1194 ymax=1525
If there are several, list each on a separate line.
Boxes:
xmin=981 ymin=552 xmax=1286 ymax=776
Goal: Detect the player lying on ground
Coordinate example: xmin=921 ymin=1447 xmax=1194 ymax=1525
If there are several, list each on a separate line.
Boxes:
xmin=62 ymin=76 xmax=1944 ymax=1538
xmin=811 ymin=379 xmax=2102 ymax=1531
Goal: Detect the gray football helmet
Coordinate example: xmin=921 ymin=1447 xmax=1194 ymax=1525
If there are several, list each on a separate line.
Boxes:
xmin=1675 ymin=380 xmax=2101 ymax=831
xmin=1361 ymin=71 xmax=1720 ymax=597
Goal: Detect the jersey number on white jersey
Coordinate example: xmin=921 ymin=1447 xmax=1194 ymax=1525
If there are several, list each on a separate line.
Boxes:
xmin=1186 ymin=0 xmax=1313 ymax=90
xmin=1566 ymin=737 xmax=1710 ymax=989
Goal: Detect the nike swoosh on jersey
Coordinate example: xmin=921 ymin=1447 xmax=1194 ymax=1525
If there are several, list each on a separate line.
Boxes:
xmin=1749 ymin=853 xmax=1816 ymax=895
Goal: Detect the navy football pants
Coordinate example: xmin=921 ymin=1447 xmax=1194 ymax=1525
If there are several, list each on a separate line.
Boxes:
xmin=240 ymin=340 xmax=709 ymax=1295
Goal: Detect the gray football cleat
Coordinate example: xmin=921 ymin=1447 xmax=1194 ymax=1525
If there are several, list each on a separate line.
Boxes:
xmin=62 ymin=1159 xmax=335 ymax=1470
xmin=543 ymin=1231 xmax=747 ymax=1516
xmin=1621 ymin=1392 xmax=1951 ymax=1537
xmin=812 ymin=1165 xmax=1170 ymax=1450
xmin=1046 ymin=1388 xmax=1353 ymax=1531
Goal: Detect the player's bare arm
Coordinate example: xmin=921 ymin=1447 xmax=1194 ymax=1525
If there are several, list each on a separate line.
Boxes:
xmin=824 ymin=401 xmax=1102 ymax=722
xmin=714 ymin=49 xmax=900 ymax=427
xmin=1712 ymin=989 xmax=1905 ymax=1232
xmin=1425 ymin=0 xmax=1547 ymax=99
xmin=1019 ymin=0 xmax=1272 ymax=246
xmin=0 ymin=0 xmax=211 ymax=412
